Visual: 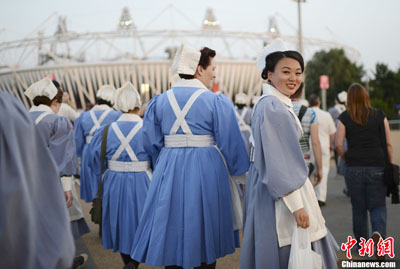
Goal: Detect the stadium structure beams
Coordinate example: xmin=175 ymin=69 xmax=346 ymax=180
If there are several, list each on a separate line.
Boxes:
xmin=0 ymin=60 xmax=261 ymax=110
xmin=0 ymin=6 xmax=360 ymax=109
xmin=0 ymin=29 xmax=360 ymax=63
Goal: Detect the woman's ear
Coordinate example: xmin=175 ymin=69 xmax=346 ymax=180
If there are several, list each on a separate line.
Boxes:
xmin=196 ymin=65 xmax=203 ymax=77
xmin=194 ymin=65 xmax=202 ymax=79
xmin=267 ymin=71 xmax=272 ymax=81
xmin=50 ymin=99 xmax=61 ymax=113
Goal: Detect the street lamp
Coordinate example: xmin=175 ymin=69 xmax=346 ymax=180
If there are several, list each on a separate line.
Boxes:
xmin=292 ymin=0 xmax=306 ymax=55
xmin=292 ymin=0 xmax=306 ymax=97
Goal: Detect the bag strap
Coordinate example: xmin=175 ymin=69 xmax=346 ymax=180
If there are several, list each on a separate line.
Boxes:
xmin=297 ymin=105 xmax=308 ymax=122
xmin=96 ymin=124 xmax=111 ymax=197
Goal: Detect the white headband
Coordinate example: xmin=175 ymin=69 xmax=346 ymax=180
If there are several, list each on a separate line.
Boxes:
xmin=171 ymin=44 xmax=201 ymax=75
xmin=25 ymin=77 xmax=58 ymax=100
xmin=256 ymin=38 xmax=289 ymax=70
xmin=96 ymin=84 xmax=116 ymax=103
xmin=114 ymin=82 xmax=142 ymax=112
xmin=235 ymin=93 xmax=250 ymax=105
xmin=338 ymin=91 xmax=347 ymax=103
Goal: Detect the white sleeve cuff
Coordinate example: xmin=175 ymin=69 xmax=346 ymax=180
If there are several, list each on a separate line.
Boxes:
xmin=61 ymin=176 xmax=73 ymax=192
xmin=282 ymin=187 xmax=304 ymax=213
xmin=232 ymin=174 xmax=246 ymax=184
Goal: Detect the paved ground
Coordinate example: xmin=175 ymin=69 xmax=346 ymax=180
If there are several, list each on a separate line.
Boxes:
xmin=74 ymin=131 xmax=400 ymax=269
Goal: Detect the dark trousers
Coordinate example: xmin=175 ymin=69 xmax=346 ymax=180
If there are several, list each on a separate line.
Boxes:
xmin=345 ymin=166 xmax=387 ymax=241
xmin=120 ymin=253 xmax=139 ymax=267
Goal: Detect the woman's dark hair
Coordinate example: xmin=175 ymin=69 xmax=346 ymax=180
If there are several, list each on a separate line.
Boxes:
xmin=289 ymin=84 xmax=304 ymax=99
xmin=32 ymin=87 xmax=63 ymax=106
xmin=261 ymin=50 xmax=304 ymax=81
xmin=52 ymin=80 xmax=61 ymax=90
xmin=179 ymin=47 xmax=216 ymax=79
xmin=98 ymin=99 xmax=113 ymax=107
xmin=308 ymin=93 xmax=320 ymax=107
xmin=236 ymin=103 xmax=246 ymax=109
xmin=347 ymin=83 xmax=371 ymax=126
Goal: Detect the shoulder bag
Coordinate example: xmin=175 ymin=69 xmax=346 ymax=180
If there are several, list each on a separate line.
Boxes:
xmin=379 ymin=111 xmax=399 ymax=204
xmin=90 ymin=124 xmax=111 ymax=224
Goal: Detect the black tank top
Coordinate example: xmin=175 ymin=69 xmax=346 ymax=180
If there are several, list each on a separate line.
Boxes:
xmin=338 ymin=108 xmax=385 ymax=167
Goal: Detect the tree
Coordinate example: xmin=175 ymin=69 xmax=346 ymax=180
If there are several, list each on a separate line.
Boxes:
xmin=369 ymin=63 xmax=400 ymax=120
xmin=305 ymin=49 xmax=364 ymax=108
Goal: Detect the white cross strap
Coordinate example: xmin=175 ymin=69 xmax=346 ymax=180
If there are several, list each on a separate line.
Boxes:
xmin=86 ymin=135 xmax=94 ymax=144
xmin=111 ymin=122 xmax=143 ymax=161
xmin=34 ymin=111 xmax=52 ymax=125
xmin=235 ymin=108 xmax=252 ymax=133
xmin=88 ymin=109 xmax=112 ymax=137
xmin=167 ymin=88 xmax=207 ymax=135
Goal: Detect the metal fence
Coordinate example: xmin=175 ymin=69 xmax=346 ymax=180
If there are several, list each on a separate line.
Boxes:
xmin=388 ymin=120 xmax=400 ymax=130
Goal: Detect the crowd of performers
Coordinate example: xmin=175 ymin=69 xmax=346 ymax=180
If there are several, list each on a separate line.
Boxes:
xmin=1 ymin=39 xmax=344 ymax=269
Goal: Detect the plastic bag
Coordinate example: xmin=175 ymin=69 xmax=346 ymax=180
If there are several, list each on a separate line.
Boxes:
xmin=288 ymin=226 xmax=322 ymax=269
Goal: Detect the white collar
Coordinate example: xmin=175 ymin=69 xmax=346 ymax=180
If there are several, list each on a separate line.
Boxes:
xmin=172 ymin=78 xmax=208 ymax=90
xmin=117 ymin=113 xmax=142 ymax=122
xmin=312 ymin=106 xmax=321 ymax=111
xmin=260 ymin=83 xmax=303 ymax=134
xmin=335 ymin=103 xmax=346 ymax=112
xmin=29 ymin=104 xmax=54 ymax=114
xmin=92 ymin=104 xmax=112 ymax=111
xmin=262 ymin=83 xmax=293 ymax=109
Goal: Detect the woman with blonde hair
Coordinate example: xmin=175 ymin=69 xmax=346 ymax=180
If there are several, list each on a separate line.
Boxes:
xmin=336 ymin=83 xmax=392 ymax=248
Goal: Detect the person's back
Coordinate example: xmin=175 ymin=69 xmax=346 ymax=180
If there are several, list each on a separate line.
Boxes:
xmin=0 ymin=92 xmax=75 ymax=269
xmin=292 ymin=101 xmax=316 ymax=160
xmin=74 ymin=105 xmax=121 ymax=156
xmin=74 ymin=103 xmax=121 ymax=202
xmin=29 ymin=105 xmax=77 ymax=175
xmin=131 ymin=45 xmax=249 ymax=268
xmin=314 ymin=108 xmax=336 ymax=151
xmin=328 ymin=104 xmax=345 ymax=123
xmin=89 ymin=112 xmax=151 ymax=267
xmin=156 ymin=86 xmax=222 ymax=136
xmin=339 ymin=108 xmax=384 ymax=167
xmin=132 ymin=79 xmax=249 ymax=268
xmin=336 ymin=83 xmax=393 ymax=256
xmin=131 ymin=44 xmax=249 ymax=269
xmin=329 ymin=91 xmax=347 ymax=125
xmin=235 ymin=105 xmax=252 ymax=156
xmin=309 ymin=94 xmax=336 ymax=204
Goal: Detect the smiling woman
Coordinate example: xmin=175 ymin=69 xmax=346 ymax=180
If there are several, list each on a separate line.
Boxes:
xmin=240 ymin=38 xmax=339 ymax=269
xmin=261 ymin=50 xmax=304 ymax=97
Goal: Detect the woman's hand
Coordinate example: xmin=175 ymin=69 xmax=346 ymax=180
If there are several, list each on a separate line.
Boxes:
xmin=64 ymin=191 xmax=73 ymax=208
xmin=313 ymin=168 xmax=322 ymax=186
xmin=293 ymin=208 xmax=309 ymax=228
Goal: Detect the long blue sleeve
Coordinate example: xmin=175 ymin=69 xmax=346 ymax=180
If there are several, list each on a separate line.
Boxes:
xmin=142 ymin=95 xmax=164 ymax=166
xmin=74 ymin=114 xmax=86 ymax=157
xmin=252 ymin=96 xmax=307 ymax=200
xmin=86 ymin=125 xmax=107 ymax=179
xmin=214 ymin=94 xmax=250 ymax=176
xmin=49 ymin=116 xmax=77 ymax=176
